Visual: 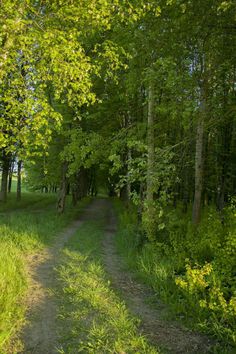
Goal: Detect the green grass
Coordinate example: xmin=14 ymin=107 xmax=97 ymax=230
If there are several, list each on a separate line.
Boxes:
xmin=0 ymin=241 xmax=26 ymax=352
xmin=113 ymin=199 xmax=236 ymax=354
xmin=56 ymin=219 xmax=159 ymax=353
xmin=0 ymin=193 xmax=90 ymax=353
xmin=0 ymin=191 xmax=58 ymax=213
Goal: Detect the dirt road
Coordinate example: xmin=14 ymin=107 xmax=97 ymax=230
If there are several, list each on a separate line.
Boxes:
xmin=18 ymin=199 xmax=213 ymax=354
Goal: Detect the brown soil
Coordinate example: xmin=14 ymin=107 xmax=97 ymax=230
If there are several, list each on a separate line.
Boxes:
xmin=103 ymin=206 xmax=214 ymax=354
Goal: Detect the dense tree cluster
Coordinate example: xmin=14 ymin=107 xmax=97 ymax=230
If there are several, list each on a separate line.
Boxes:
xmin=1 ymin=0 xmax=236 ymax=345
xmin=1 ymin=0 xmax=235 ymax=219
xmin=1 ymin=1 xmax=236 ymax=216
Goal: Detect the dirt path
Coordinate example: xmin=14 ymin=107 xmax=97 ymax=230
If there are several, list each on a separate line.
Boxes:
xmin=18 ymin=199 xmax=214 ymax=354
xmin=103 ymin=207 xmax=214 ymax=354
xmin=18 ymin=200 xmax=104 ymax=354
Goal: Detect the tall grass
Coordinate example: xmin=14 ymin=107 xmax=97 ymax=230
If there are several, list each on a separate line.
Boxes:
xmin=114 ymin=199 xmax=236 ymax=353
xmin=0 ymin=193 xmax=89 ymax=352
xmin=0 ymin=242 xmax=26 ymax=350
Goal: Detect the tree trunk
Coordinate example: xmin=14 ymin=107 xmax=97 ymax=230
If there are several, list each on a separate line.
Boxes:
xmin=72 ymin=186 xmax=78 ymax=206
xmin=192 ymin=74 xmax=207 ymax=225
xmin=16 ymin=160 xmax=22 ymax=201
xmin=143 ymin=80 xmax=156 ymax=240
xmin=8 ymin=158 xmax=14 ymax=193
xmin=182 ymin=166 xmax=189 ymax=213
xmin=57 ymin=162 xmax=68 ymax=214
xmin=79 ymin=168 xmax=89 ymax=198
xmin=138 ymin=182 xmax=145 ymax=223
xmin=71 ymin=172 xmax=80 ymax=206
xmin=126 ymin=148 xmax=132 ymax=200
xmin=192 ymin=117 xmax=204 ymax=224
xmin=0 ymin=152 xmax=10 ymax=202
xmin=88 ymin=168 xmax=97 ymax=197
xmin=146 ymin=81 xmax=155 ymax=204
xmin=216 ymin=93 xmax=232 ymax=212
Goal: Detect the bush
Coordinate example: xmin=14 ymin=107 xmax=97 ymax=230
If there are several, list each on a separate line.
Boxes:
xmin=114 ymin=199 xmax=236 ymax=348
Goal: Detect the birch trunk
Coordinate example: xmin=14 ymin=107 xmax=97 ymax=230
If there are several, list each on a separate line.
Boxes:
xmin=57 ymin=162 xmax=68 ymax=214
xmin=192 ymin=80 xmax=206 ymax=224
xmin=146 ymin=81 xmax=155 ymax=204
xmin=17 ymin=160 xmax=22 ymax=202
xmin=0 ymin=152 xmax=10 ymax=202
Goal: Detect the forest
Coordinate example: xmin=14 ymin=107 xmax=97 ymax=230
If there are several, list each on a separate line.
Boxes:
xmin=0 ymin=1 xmax=236 ymax=353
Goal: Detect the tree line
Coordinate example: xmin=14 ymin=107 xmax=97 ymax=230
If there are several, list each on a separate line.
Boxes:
xmin=1 ymin=0 xmax=236 ymax=226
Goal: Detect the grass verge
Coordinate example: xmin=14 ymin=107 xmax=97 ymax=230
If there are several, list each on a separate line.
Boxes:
xmin=113 ymin=199 xmax=236 ymax=354
xmin=56 ymin=219 xmax=159 ymax=353
xmin=0 ymin=193 xmax=90 ymax=353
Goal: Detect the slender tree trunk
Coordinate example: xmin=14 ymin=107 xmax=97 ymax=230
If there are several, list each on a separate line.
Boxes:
xmin=77 ymin=167 xmax=88 ymax=199
xmin=8 ymin=174 xmax=12 ymax=193
xmin=182 ymin=162 xmax=190 ymax=213
xmin=146 ymin=81 xmax=155 ymax=204
xmin=8 ymin=158 xmax=14 ymax=193
xmin=91 ymin=169 xmax=97 ymax=197
xmin=216 ymin=81 xmax=232 ymax=212
xmin=192 ymin=117 xmax=204 ymax=224
xmin=143 ymin=80 xmax=156 ymax=240
xmin=16 ymin=160 xmax=22 ymax=201
xmin=71 ymin=171 xmax=80 ymax=206
xmin=57 ymin=162 xmax=68 ymax=214
xmin=126 ymin=113 xmax=132 ymax=201
xmin=126 ymin=148 xmax=132 ymax=200
xmin=72 ymin=186 xmax=78 ymax=206
xmin=192 ymin=76 xmax=206 ymax=225
xmin=138 ymin=182 xmax=145 ymax=223
xmin=0 ymin=152 xmax=10 ymax=202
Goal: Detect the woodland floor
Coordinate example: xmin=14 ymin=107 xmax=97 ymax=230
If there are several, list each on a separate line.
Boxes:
xmin=16 ymin=199 xmax=214 ymax=354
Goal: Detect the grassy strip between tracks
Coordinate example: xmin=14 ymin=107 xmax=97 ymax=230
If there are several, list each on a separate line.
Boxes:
xmin=56 ymin=219 xmax=159 ymax=354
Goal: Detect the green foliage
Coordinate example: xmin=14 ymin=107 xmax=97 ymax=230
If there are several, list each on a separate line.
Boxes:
xmin=0 ymin=0 xmax=140 ymax=162
xmin=61 ymin=128 xmax=105 ymax=175
xmin=114 ymin=199 xmax=236 ymax=350
xmin=1 ymin=0 xmax=236 ymax=351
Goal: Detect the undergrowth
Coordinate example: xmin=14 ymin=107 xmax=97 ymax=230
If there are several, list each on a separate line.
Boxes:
xmin=56 ymin=219 xmax=158 ymax=353
xmin=0 ymin=193 xmax=89 ymax=353
xmin=114 ymin=199 xmax=236 ymax=353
